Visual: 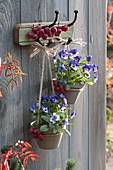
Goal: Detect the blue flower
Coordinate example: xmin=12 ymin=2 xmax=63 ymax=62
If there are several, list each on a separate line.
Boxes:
xmin=94 ymin=74 xmax=98 ymax=83
xmin=82 ymin=64 xmax=91 ymax=72
xmin=92 ymin=64 xmax=98 ymax=73
xmin=70 ymin=112 xmax=77 ymax=119
xmin=50 ymin=113 xmax=60 ymax=124
xmin=41 ymin=96 xmax=48 ymax=104
xmin=86 ymin=56 xmax=92 ymax=62
xmin=62 ymin=118 xmax=68 ymax=126
xmin=70 ymin=49 xmax=78 ymax=55
xmin=58 ymin=64 xmax=66 ymax=71
xmin=60 ymin=93 xmax=65 ymax=99
xmin=69 ymin=60 xmax=79 ymax=71
xmin=58 ymin=50 xmax=68 ymax=60
xmin=49 ymin=94 xmax=59 ymax=103
xmin=58 ymin=104 xmax=67 ymax=112
xmin=73 ymin=55 xmax=82 ymax=62
xmin=40 ymin=106 xmax=49 ymax=114
xmin=30 ymin=102 xmax=38 ymax=113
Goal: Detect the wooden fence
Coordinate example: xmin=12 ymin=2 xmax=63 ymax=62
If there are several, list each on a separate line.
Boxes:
xmin=0 ymin=0 xmax=106 ymax=170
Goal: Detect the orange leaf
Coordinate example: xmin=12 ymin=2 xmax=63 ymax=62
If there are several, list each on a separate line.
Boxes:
xmin=23 ymin=155 xmax=30 ymax=166
xmin=20 ymin=153 xmax=25 ymax=159
xmin=24 ymin=151 xmax=33 ymax=155
xmin=29 ymin=153 xmax=39 ymax=158
xmin=23 ymin=142 xmax=32 ymax=148
xmin=22 ymin=147 xmax=28 ymax=153
xmin=30 ymin=157 xmax=37 ymax=162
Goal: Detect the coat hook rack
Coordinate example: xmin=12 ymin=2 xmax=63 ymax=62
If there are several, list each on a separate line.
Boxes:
xmin=14 ymin=10 xmax=78 ymax=46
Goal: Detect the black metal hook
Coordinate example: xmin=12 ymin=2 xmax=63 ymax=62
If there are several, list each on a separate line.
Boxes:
xmin=67 ymin=10 xmax=78 ymax=27
xmin=42 ymin=10 xmax=60 ymax=28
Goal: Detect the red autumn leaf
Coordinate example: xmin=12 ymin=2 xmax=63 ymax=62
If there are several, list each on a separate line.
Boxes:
xmin=22 ymin=147 xmax=28 ymax=153
xmin=23 ymin=142 xmax=32 ymax=148
xmin=23 ymin=155 xmax=30 ymax=166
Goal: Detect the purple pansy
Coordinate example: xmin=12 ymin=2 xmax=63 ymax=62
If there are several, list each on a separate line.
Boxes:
xmin=58 ymin=104 xmax=67 ymax=112
xmin=73 ymin=55 xmax=82 ymax=62
xmin=92 ymin=64 xmax=98 ymax=73
xmin=58 ymin=64 xmax=66 ymax=71
xmin=50 ymin=113 xmax=60 ymax=124
xmin=94 ymin=74 xmax=98 ymax=83
xmin=70 ymin=112 xmax=77 ymax=119
xmin=86 ymin=56 xmax=92 ymax=62
xmin=82 ymin=64 xmax=91 ymax=72
xmin=41 ymin=96 xmax=48 ymax=104
xmin=69 ymin=60 xmax=79 ymax=71
xmin=70 ymin=49 xmax=78 ymax=55
xmin=58 ymin=50 xmax=68 ymax=60
xmin=62 ymin=118 xmax=68 ymax=126
xmin=49 ymin=94 xmax=59 ymax=104
xmin=30 ymin=102 xmax=38 ymax=113
xmin=40 ymin=106 xmax=49 ymax=114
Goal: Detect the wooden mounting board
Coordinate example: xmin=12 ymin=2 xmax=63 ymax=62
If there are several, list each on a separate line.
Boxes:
xmin=14 ymin=21 xmax=74 ymax=46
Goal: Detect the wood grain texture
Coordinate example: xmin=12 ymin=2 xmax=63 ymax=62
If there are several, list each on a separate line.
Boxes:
xmin=0 ymin=0 xmax=106 ymax=170
xmin=0 ymin=0 xmax=23 ymax=147
xmin=88 ymin=0 xmax=106 ymax=170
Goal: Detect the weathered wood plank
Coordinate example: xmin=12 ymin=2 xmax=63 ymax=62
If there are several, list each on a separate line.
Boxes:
xmin=88 ymin=0 xmax=106 ymax=170
xmin=0 ymin=0 xmax=23 ymax=147
xmin=69 ymin=1 xmax=89 ymax=170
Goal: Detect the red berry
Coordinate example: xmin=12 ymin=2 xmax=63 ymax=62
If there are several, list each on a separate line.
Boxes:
xmin=44 ymin=27 xmax=50 ymax=34
xmin=48 ymin=31 xmax=53 ymax=37
xmin=32 ymin=34 xmax=38 ymax=40
xmin=38 ymin=134 xmax=44 ymax=140
xmin=42 ymin=34 xmax=48 ymax=40
xmin=32 ymin=134 xmax=38 ymax=138
xmin=28 ymin=128 xmax=34 ymax=134
xmin=32 ymin=27 xmax=38 ymax=33
xmin=61 ymin=88 xmax=66 ymax=93
xmin=26 ymin=32 xmax=34 ymax=39
xmin=38 ymin=29 xmax=44 ymax=36
xmin=62 ymin=25 xmax=69 ymax=32
xmin=57 ymin=26 xmax=63 ymax=30
xmin=55 ymin=86 xmax=61 ymax=92
xmin=53 ymin=80 xmax=58 ymax=87
xmin=56 ymin=29 xmax=62 ymax=35
xmin=51 ymin=27 xmax=57 ymax=33
xmin=33 ymin=129 xmax=38 ymax=134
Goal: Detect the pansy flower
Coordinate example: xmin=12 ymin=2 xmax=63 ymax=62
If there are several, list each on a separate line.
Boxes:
xmin=70 ymin=49 xmax=78 ymax=55
xmin=30 ymin=102 xmax=38 ymax=113
xmin=82 ymin=64 xmax=91 ymax=72
xmin=94 ymin=74 xmax=98 ymax=83
xmin=70 ymin=112 xmax=77 ymax=119
xmin=86 ymin=55 xmax=92 ymax=62
xmin=49 ymin=94 xmax=59 ymax=104
xmin=58 ymin=104 xmax=67 ymax=112
xmin=41 ymin=96 xmax=48 ymax=104
xmin=73 ymin=55 xmax=82 ymax=62
xmin=40 ymin=106 xmax=49 ymax=114
xmin=58 ymin=64 xmax=66 ymax=71
xmin=62 ymin=118 xmax=68 ymax=126
xmin=50 ymin=113 xmax=60 ymax=124
xmin=92 ymin=64 xmax=98 ymax=73
xmin=58 ymin=50 xmax=68 ymax=60
xmin=69 ymin=60 xmax=79 ymax=71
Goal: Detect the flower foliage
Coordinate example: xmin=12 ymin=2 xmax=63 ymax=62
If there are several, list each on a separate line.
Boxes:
xmin=29 ymin=94 xmax=77 ymax=140
xmin=0 ymin=140 xmax=39 ymax=170
xmin=52 ymin=49 xmax=98 ymax=91
xmin=0 ymin=53 xmax=27 ymax=92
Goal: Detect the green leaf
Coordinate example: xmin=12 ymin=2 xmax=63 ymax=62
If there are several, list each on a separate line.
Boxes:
xmin=40 ymin=125 xmax=49 ymax=132
xmin=86 ymin=81 xmax=94 ymax=85
xmin=41 ymin=115 xmax=49 ymax=122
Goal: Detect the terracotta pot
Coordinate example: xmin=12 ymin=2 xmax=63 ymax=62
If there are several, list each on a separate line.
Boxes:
xmin=37 ymin=132 xmax=63 ymax=150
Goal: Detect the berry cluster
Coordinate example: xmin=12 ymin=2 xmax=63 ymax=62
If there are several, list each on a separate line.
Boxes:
xmin=26 ymin=25 xmax=69 ymax=40
xmin=28 ymin=127 xmax=44 ymax=140
xmin=53 ymin=80 xmax=70 ymax=93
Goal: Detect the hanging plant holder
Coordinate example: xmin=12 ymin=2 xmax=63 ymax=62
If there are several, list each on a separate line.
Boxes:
xmin=64 ymin=83 xmax=85 ymax=104
xmin=36 ymin=131 xmax=63 ymax=150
